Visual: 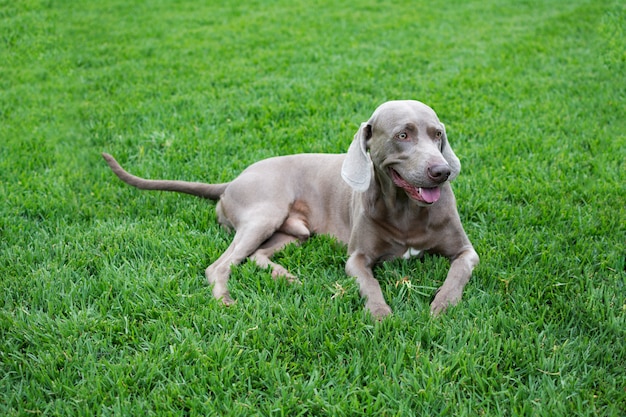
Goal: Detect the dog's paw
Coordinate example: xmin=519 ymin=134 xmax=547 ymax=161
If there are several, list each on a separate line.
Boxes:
xmin=270 ymin=267 xmax=301 ymax=284
xmin=211 ymin=283 xmax=235 ymax=306
xmin=220 ymin=294 xmax=236 ymax=307
xmin=429 ymin=300 xmax=447 ymax=316
xmin=366 ymin=302 xmax=393 ymax=320
xmin=430 ymin=286 xmax=462 ymax=316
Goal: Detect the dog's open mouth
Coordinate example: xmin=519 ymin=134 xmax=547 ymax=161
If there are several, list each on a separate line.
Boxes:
xmin=389 ymin=168 xmax=441 ymax=204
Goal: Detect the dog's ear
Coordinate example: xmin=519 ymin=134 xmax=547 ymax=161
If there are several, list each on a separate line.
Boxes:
xmin=440 ymin=123 xmax=461 ymax=181
xmin=342 ymin=122 xmax=373 ymax=192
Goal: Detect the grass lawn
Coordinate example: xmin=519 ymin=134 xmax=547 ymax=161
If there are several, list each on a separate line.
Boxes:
xmin=1 ymin=0 xmax=625 ymax=415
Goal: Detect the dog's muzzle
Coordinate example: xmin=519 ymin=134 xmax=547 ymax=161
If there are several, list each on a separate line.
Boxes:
xmin=389 ymin=168 xmax=441 ymax=204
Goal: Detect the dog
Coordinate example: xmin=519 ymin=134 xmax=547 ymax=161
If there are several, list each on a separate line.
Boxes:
xmin=102 ymin=100 xmax=479 ymax=318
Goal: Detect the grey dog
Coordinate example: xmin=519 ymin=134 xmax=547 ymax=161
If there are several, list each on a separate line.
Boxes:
xmin=102 ymin=100 xmax=479 ymax=318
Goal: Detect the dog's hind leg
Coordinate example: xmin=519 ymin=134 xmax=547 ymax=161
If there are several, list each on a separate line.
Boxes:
xmin=250 ymin=232 xmax=302 ymax=283
xmin=205 ymin=205 xmax=293 ymax=305
xmin=250 ymin=215 xmax=311 ymax=282
xmin=205 ymin=227 xmax=277 ymax=305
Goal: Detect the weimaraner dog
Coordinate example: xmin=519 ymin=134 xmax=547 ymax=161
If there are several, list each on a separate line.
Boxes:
xmin=102 ymin=100 xmax=478 ymax=318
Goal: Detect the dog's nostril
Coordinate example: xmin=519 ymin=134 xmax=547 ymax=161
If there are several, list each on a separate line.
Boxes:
xmin=428 ymin=164 xmax=451 ymax=182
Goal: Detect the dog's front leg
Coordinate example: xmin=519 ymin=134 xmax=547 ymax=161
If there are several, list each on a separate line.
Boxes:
xmin=430 ymin=246 xmax=479 ymax=315
xmin=346 ymin=252 xmax=392 ymax=319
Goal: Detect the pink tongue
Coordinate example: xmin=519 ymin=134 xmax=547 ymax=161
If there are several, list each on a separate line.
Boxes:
xmin=419 ymin=187 xmax=440 ymax=203
xmin=390 ymin=169 xmax=441 ymax=203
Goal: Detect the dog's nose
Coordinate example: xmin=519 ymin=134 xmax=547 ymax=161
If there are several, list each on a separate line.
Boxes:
xmin=427 ymin=164 xmax=451 ymax=183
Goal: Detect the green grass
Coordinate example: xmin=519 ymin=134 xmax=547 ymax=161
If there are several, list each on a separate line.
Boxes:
xmin=1 ymin=0 xmax=625 ymax=415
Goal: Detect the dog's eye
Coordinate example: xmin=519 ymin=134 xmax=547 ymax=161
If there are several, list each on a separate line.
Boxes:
xmin=435 ymin=130 xmax=443 ymax=139
xmin=396 ymin=132 xmax=408 ymax=141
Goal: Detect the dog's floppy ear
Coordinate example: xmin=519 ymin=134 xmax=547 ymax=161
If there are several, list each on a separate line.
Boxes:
xmin=341 ymin=122 xmax=373 ymax=192
xmin=440 ymin=123 xmax=461 ymax=181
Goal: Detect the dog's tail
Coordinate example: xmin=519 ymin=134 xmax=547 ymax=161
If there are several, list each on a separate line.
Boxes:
xmin=101 ymin=153 xmax=228 ymax=200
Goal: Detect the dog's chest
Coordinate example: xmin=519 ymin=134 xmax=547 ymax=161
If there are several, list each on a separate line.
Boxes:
xmin=376 ymin=208 xmax=432 ymax=244
xmin=402 ymin=247 xmax=422 ymax=259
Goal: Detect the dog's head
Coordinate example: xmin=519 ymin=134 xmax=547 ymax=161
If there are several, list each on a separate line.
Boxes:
xmin=341 ymin=100 xmax=461 ymax=206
